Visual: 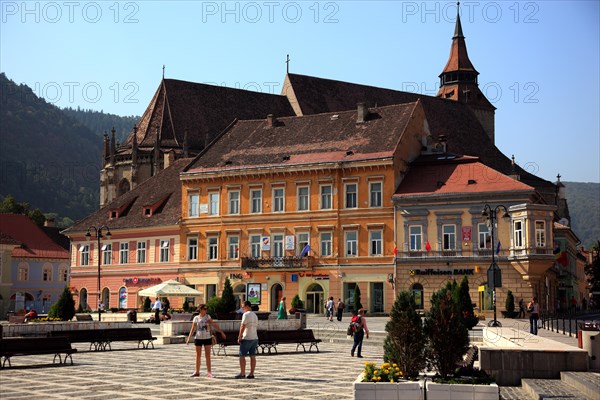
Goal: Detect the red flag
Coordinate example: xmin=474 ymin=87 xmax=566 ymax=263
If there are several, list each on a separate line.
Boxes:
xmin=425 ymin=241 xmax=431 ymax=252
xmin=393 ymin=245 xmax=398 ymax=257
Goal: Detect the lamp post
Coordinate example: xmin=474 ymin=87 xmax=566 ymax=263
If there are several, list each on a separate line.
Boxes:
xmin=86 ymin=225 xmax=111 ymax=322
xmin=481 ymin=204 xmax=510 ymax=327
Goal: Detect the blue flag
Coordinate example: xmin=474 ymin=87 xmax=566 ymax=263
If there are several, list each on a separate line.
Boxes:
xmin=300 ymin=244 xmax=311 ymax=257
xmin=496 ymin=241 xmax=501 ymax=255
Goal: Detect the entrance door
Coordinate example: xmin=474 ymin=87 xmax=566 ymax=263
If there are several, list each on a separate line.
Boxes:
xmin=233 ymin=284 xmax=246 ymax=309
xmin=102 ymin=288 xmax=110 ymax=309
xmin=270 ymin=283 xmax=283 ymax=311
xmin=371 ymin=282 xmax=384 ymax=313
xmin=478 ymin=284 xmax=492 ymax=311
xmin=306 ymin=283 xmax=324 ymax=314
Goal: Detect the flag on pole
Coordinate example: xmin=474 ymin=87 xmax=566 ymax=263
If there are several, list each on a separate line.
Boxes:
xmin=393 ymin=244 xmax=398 ymax=257
xmin=496 ymin=241 xmax=501 ymax=255
xmin=300 ymin=244 xmax=311 ymax=257
xmin=425 ymin=241 xmax=431 ymax=252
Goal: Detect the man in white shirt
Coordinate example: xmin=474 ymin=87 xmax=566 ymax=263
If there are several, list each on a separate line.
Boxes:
xmin=236 ymin=300 xmax=258 ymax=379
xmin=151 ymin=297 xmax=162 ymax=325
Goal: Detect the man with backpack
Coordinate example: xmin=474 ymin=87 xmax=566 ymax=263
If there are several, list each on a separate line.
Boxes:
xmin=350 ymin=309 xmax=369 ymax=358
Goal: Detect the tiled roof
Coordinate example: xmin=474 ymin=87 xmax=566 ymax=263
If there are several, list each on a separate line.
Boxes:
xmin=65 ymin=158 xmax=192 ymax=233
xmin=0 ymin=231 xmax=20 ymax=246
xmin=41 ymin=226 xmax=70 ymax=251
xmin=439 ymin=13 xmax=477 ymax=75
xmin=118 ymin=79 xmax=296 ymax=155
xmin=0 ymin=214 xmax=70 ymax=259
xmin=185 ymin=102 xmax=419 ymax=172
xmin=394 ymin=157 xmax=534 ymax=199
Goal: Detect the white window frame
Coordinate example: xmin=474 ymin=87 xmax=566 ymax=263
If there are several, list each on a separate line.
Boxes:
xmin=188 ymin=237 xmax=198 ymax=260
xmin=535 ymin=220 xmax=546 ymax=247
xmin=160 ymin=240 xmax=170 ymax=262
xmin=59 ymin=267 xmax=68 ymax=282
xmin=43 ymin=265 xmax=52 ymax=281
xmin=320 ymin=184 xmax=332 ymax=210
xmin=103 ymin=243 xmax=112 ymax=265
xmin=345 ymin=183 xmax=357 ymax=209
xmin=228 ymin=236 xmax=239 ymax=260
xmin=120 ymin=242 xmax=129 ymax=264
xmin=228 ymin=191 xmax=240 ymax=215
xmin=250 ymin=189 xmax=262 ymax=214
xmin=320 ymin=232 xmax=332 ymax=256
xmin=409 ymin=225 xmax=422 ymax=251
xmin=369 ymin=181 xmax=382 ymax=208
xmin=442 ymin=224 xmax=456 ymax=250
xmin=188 ymin=192 xmax=199 ymax=217
xmin=208 ymin=237 xmax=218 ymax=260
xmin=297 ymin=186 xmax=309 ymax=211
xmin=478 ymin=223 xmax=491 ymax=249
xmin=345 ymin=231 xmax=358 ymax=257
xmin=297 ymin=232 xmax=309 ymax=256
xmin=18 ymin=265 xmax=29 ymax=281
xmin=208 ymin=192 xmax=220 ymax=216
xmin=514 ymin=220 xmax=524 ymax=248
xmin=250 ymin=235 xmax=261 ymax=258
xmin=272 ymin=234 xmax=284 ymax=258
xmin=81 ymin=244 xmax=90 ymax=266
xmin=273 ymin=188 xmax=285 ymax=213
xmin=370 ymin=230 xmax=383 ymax=256
xmin=137 ymin=241 xmax=146 ymax=263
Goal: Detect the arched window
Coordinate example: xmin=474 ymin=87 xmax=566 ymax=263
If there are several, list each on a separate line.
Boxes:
xmin=80 ymin=288 xmax=88 ymax=310
xmin=42 ymin=263 xmax=53 ymax=281
xmin=411 ymin=283 xmax=424 ymax=309
xmin=58 ymin=264 xmax=69 ymax=282
xmin=18 ymin=263 xmax=29 ymax=281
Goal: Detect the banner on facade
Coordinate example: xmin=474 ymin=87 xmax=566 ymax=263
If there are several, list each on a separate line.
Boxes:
xmin=247 ymin=283 xmax=261 ymax=305
xmin=261 ymin=237 xmax=270 ymax=251
xmin=285 ymin=235 xmax=295 ymax=250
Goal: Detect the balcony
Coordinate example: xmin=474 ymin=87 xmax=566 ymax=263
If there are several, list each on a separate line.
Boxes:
xmin=396 ymin=248 xmax=508 ymax=264
xmin=242 ymin=256 xmax=311 ymax=270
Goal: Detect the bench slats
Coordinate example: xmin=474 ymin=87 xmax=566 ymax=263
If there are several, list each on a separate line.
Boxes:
xmin=0 ymin=337 xmax=77 ymax=368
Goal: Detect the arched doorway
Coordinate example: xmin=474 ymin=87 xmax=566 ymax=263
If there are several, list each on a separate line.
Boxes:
xmin=102 ymin=288 xmax=110 ymax=309
xmin=10 ymin=292 xmax=34 ymax=312
xmin=306 ymin=283 xmax=324 ymax=314
xmin=270 ymin=283 xmax=283 ymax=311
xmin=80 ymin=288 xmax=88 ymax=310
xmin=411 ymin=283 xmax=424 ymax=309
xmin=233 ymin=284 xmax=246 ymax=309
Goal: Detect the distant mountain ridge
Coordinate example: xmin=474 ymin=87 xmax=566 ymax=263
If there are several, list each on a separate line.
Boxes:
xmin=563 ymin=181 xmax=600 ymax=249
xmin=61 ymin=107 xmax=138 ymax=144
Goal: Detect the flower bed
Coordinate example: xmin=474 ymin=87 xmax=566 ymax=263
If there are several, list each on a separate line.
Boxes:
xmin=353 ymin=363 xmax=423 ymax=400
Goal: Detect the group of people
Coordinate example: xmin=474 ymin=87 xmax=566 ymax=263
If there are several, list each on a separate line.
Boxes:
xmin=325 ymin=297 xmax=346 ymax=321
xmin=151 ymin=297 xmax=171 ymax=324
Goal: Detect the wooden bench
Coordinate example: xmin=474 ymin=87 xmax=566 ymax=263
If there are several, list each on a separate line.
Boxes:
xmin=0 ymin=336 xmax=77 ymax=368
xmin=75 ymin=314 xmax=94 ymax=321
xmin=212 ymin=331 xmax=239 ymax=356
xmin=49 ymin=328 xmax=156 ymax=351
xmin=259 ymin=329 xmax=321 ymax=354
xmin=456 ymin=345 xmax=479 ymax=369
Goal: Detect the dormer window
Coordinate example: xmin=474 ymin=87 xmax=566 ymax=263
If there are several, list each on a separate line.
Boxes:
xmin=144 ymin=207 xmax=152 ymax=217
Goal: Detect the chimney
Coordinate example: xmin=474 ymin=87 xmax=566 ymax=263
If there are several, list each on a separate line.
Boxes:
xmin=164 ymin=151 xmax=175 ymax=168
xmin=356 ymin=103 xmax=368 ymax=123
xmin=44 ymin=218 xmax=55 ymax=228
xmin=266 ymin=114 xmax=276 ymax=128
xmin=102 ymin=131 xmax=109 ymax=167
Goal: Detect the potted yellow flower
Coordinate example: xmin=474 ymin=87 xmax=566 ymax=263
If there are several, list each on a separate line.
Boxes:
xmin=354 ymin=361 xmax=423 ymax=400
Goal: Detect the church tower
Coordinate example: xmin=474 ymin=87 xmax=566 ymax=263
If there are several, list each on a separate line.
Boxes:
xmin=437 ymin=2 xmax=496 ymax=142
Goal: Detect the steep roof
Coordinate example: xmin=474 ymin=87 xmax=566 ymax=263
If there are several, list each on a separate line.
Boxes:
xmin=0 ymin=214 xmax=70 ymax=259
xmin=66 ymin=158 xmax=192 ymax=233
xmin=394 ymin=157 xmax=535 ymax=199
xmin=118 ymin=79 xmax=296 ymax=156
xmin=185 ymin=102 xmax=420 ymax=172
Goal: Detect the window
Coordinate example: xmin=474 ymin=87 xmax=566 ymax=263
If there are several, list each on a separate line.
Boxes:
xmin=228 ymin=236 xmax=239 ymax=259
xmin=411 ymin=283 xmax=424 ymax=309
xmin=59 ymin=266 xmax=68 ymax=282
xmin=409 ymin=226 xmax=422 ymax=251
xmin=320 ymin=232 xmax=332 ymax=256
xmin=137 ymin=241 xmax=146 ymax=263
xmin=228 ymin=191 xmax=240 ymax=214
xmin=345 ymin=183 xmax=357 ymax=208
xmin=369 ymin=182 xmax=382 ymax=207
xmin=208 ymin=237 xmax=218 ymax=260
xmin=345 ymin=231 xmax=358 ymax=257
xmin=514 ymin=221 xmax=524 ymax=248
xmin=208 ymin=192 xmax=220 ymax=216
xmin=535 ymin=221 xmax=546 ymax=247
xmin=320 ymin=185 xmax=332 ymax=210
xmin=43 ymin=265 xmax=52 ymax=281
xmin=120 ymin=242 xmax=129 ymax=264
xmin=188 ymin=193 xmax=199 ymax=217
xmin=160 ymin=240 xmax=170 ymax=262
xmin=478 ymin=223 xmax=491 ymax=249
xmin=250 ymin=235 xmax=261 ymax=258
xmin=297 ymin=233 xmax=309 ymax=256
xmin=188 ymin=237 xmax=198 ymax=260
xmin=273 ymin=234 xmax=284 ymax=257
xmin=297 ymin=186 xmax=309 ymax=211
xmin=251 ymin=189 xmax=262 ymax=213
xmin=80 ymin=244 xmax=90 ymax=266
xmin=103 ymin=244 xmax=112 ymax=265
xmin=18 ymin=265 xmax=29 ymax=281
xmin=370 ymin=230 xmax=383 ymax=256
xmin=442 ymin=225 xmax=456 ymax=250
xmin=273 ymin=188 xmax=285 ymax=213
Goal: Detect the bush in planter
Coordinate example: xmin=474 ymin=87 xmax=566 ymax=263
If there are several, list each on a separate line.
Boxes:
xmin=289 ymin=294 xmax=305 ymax=314
xmin=206 ymin=296 xmax=226 ymax=318
xmin=48 ymin=287 xmax=76 ymax=321
xmin=363 ymin=362 xmax=404 ymax=382
xmin=455 ymin=276 xmax=478 ymax=329
xmin=383 ymin=290 xmax=427 ymax=380
xmin=221 ymin=277 xmax=237 ymax=313
xmin=143 ymin=297 xmax=151 ymax=312
xmin=424 ymin=286 xmax=469 ymax=379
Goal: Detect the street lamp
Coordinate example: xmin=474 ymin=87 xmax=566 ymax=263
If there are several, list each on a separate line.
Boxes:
xmin=481 ymin=204 xmax=510 ymax=327
xmin=86 ymin=225 xmax=111 ymax=322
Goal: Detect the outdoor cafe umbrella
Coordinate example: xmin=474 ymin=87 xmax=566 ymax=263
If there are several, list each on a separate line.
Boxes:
xmin=137 ymin=280 xmax=201 ymax=297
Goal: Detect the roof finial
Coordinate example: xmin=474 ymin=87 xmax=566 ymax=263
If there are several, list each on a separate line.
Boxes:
xmin=162 ymin=64 xmax=165 ymax=79
xmin=286 ymin=54 xmax=290 ymax=74
xmin=556 ymin=173 xmax=561 ymax=182
xmin=454 ymin=1 xmax=464 ymax=38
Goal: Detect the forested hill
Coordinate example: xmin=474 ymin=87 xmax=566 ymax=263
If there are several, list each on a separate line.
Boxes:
xmin=0 ymin=72 xmax=101 ymax=220
xmin=564 ymin=181 xmax=600 ymax=249
xmin=62 ymin=107 xmax=138 ymax=143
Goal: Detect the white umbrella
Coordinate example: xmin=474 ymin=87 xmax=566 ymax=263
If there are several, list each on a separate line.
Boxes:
xmin=138 ymin=280 xmax=201 ymax=297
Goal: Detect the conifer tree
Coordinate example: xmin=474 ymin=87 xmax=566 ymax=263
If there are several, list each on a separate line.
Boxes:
xmin=48 ymin=286 xmax=76 ymax=321
xmin=353 ymin=285 xmax=363 ymax=311
xmin=221 ymin=277 xmax=237 ymax=312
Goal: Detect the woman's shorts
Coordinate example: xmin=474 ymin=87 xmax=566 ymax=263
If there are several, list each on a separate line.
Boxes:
xmin=239 ymin=339 xmax=258 ymax=356
xmin=194 ymin=338 xmax=212 ymax=346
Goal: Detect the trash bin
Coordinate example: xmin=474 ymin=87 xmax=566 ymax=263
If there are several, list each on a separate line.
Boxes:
xmin=127 ymin=309 xmax=137 ymax=323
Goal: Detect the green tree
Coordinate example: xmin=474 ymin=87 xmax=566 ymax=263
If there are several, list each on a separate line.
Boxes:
xmin=383 ymin=290 xmax=427 ymax=380
xmin=354 ymin=285 xmax=363 ymax=311
xmin=206 ymin=296 xmax=225 ymax=318
xmin=291 ymin=294 xmax=304 ymax=310
xmin=505 ymin=290 xmax=515 ymax=313
xmin=221 ymin=277 xmax=237 ymax=312
xmin=585 ymin=241 xmax=600 ymax=297
xmin=455 ymin=276 xmax=477 ymax=329
xmin=424 ymin=286 xmax=469 ymax=378
xmin=48 ymin=287 xmax=76 ymax=321
xmin=0 ymin=195 xmax=28 ymax=214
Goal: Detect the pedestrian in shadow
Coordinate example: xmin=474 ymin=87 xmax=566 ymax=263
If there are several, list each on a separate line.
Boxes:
xmin=528 ymin=297 xmax=539 ymax=335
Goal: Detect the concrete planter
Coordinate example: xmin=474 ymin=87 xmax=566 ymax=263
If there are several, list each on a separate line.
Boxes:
xmin=353 ymin=373 xmax=424 ymax=400
xmin=426 ymin=380 xmax=499 ymax=400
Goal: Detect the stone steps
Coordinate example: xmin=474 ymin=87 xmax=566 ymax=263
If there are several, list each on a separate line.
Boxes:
xmin=521 ymin=372 xmax=600 ymax=400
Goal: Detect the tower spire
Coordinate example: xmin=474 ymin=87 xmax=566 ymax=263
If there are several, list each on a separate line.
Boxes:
xmin=454 ymin=2 xmax=464 ymax=38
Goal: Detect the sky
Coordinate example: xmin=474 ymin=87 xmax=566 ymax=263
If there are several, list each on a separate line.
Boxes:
xmin=1 ymin=0 xmax=599 ymax=183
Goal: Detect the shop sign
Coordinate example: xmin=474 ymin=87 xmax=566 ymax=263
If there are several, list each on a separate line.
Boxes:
xmin=247 ymin=283 xmax=261 ymax=305
xmin=462 ymin=226 xmax=472 ymax=241
xmin=409 ymin=269 xmax=474 ymax=276
xmin=123 ymin=277 xmax=162 ymax=285
xmin=298 ymin=272 xmax=329 ymax=280
xmin=230 ymin=273 xmax=244 ymax=280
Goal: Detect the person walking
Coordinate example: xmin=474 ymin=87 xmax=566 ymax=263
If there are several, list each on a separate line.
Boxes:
xmin=350 ymin=309 xmax=369 ymax=358
xmin=336 ymin=298 xmax=345 ymax=322
xmin=236 ymin=301 xmax=258 ymax=379
xmin=277 ymin=296 xmax=287 ymax=320
xmin=517 ymin=298 xmax=525 ymax=318
xmin=186 ymin=304 xmax=226 ymax=378
xmin=162 ymin=298 xmax=171 ymax=320
xmin=326 ymin=296 xmax=335 ymax=321
xmin=528 ymin=296 xmax=539 ymax=335
xmin=151 ymin=297 xmax=162 ymax=324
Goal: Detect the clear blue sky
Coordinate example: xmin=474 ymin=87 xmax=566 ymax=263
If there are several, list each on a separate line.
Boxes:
xmin=2 ymin=1 xmax=599 ymax=183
